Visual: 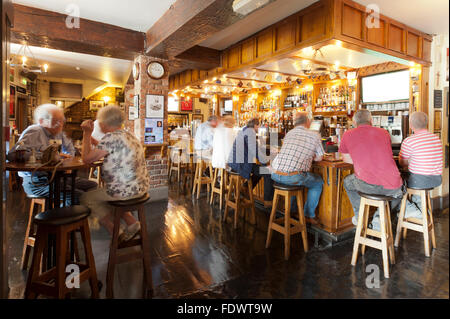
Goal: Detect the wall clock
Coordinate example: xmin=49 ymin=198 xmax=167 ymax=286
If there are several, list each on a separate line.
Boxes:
xmin=133 ymin=62 xmax=140 ymax=81
xmin=147 ymin=61 xmax=165 ymax=79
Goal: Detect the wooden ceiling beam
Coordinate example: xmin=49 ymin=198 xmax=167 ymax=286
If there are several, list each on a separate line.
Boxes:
xmin=145 ymin=0 xmax=275 ymax=59
xmin=11 ymin=4 xmax=144 ymax=60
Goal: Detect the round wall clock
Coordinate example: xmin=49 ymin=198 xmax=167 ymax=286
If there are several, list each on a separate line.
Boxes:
xmin=133 ymin=62 xmax=140 ymax=81
xmin=147 ymin=61 xmax=165 ymax=79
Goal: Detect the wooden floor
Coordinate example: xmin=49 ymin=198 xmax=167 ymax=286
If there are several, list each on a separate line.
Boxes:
xmin=6 ymin=180 xmax=449 ymax=299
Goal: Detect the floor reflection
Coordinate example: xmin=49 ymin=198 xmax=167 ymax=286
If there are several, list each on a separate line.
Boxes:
xmin=6 ymin=183 xmax=449 ymax=299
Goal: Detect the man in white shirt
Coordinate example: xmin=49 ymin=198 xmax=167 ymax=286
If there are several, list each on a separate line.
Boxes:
xmin=194 ymin=115 xmax=219 ymax=160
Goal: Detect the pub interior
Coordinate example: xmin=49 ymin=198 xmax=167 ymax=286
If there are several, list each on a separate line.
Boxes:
xmin=0 ymin=0 xmax=448 ymax=301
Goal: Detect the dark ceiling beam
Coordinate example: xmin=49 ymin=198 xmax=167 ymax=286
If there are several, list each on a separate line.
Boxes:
xmin=145 ymin=0 xmax=275 ymax=60
xmin=175 ymin=46 xmax=221 ymax=69
xmin=11 ymin=4 xmax=144 ymax=60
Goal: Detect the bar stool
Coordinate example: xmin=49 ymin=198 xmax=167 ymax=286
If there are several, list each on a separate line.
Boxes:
xmin=24 ymin=205 xmax=99 ymax=299
xmin=265 ymin=183 xmax=308 ymax=260
xmin=169 ymin=147 xmax=183 ymax=183
xmin=106 ymin=193 xmax=153 ymax=299
xmin=22 ymin=196 xmax=46 ymax=270
xmin=88 ymin=166 xmax=103 ymax=188
xmin=395 ymin=187 xmax=436 ymax=257
xmin=351 ymin=192 xmax=395 ymax=278
xmin=223 ymin=171 xmax=256 ymax=229
xmin=192 ymin=157 xmax=213 ymax=199
xmin=210 ymin=168 xmax=228 ymax=210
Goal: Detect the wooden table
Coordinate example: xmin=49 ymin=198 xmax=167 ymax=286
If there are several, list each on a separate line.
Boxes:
xmin=5 ymin=157 xmax=89 ymax=209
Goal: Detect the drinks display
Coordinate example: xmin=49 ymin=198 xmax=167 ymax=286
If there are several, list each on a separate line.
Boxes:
xmin=315 ymin=85 xmax=355 ymax=112
xmin=283 ymin=92 xmax=312 ymax=109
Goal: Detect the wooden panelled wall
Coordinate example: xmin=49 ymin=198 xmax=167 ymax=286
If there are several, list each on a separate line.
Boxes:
xmin=169 ymin=0 xmax=432 ymax=91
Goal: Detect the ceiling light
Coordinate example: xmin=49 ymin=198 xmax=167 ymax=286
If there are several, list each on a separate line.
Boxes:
xmin=21 ymin=56 xmax=27 ymax=64
xmin=75 ymin=66 xmax=80 ymax=71
xmin=43 ymin=64 xmax=49 ymax=73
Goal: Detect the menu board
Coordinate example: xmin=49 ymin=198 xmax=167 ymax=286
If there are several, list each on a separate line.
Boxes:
xmin=144 ymin=118 xmax=164 ymax=144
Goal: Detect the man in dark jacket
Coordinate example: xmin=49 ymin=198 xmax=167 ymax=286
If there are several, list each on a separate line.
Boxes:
xmin=227 ymin=118 xmax=274 ymax=206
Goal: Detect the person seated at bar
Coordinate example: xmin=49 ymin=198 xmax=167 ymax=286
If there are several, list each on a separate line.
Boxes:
xmin=227 ymin=118 xmax=274 ymax=207
xmin=398 ymin=111 xmax=443 ymax=218
xmin=212 ymin=115 xmax=237 ymax=170
xmin=271 ymin=112 xmax=324 ymax=224
xmin=339 ymin=109 xmax=404 ymax=228
xmin=6 ymin=103 xmax=97 ymax=204
xmin=194 ymin=115 xmax=219 ymax=160
xmin=80 ymin=105 xmax=150 ymax=243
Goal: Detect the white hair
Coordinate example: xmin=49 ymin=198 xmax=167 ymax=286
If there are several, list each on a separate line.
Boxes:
xmin=410 ymin=111 xmax=428 ymax=130
xmin=34 ymin=104 xmax=64 ymax=124
xmin=97 ymin=105 xmax=124 ymax=129
xmin=353 ymin=109 xmax=372 ymax=126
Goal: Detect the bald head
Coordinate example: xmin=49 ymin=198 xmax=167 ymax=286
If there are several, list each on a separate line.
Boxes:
xmin=410 ymin=111 xmax=428 ymax=131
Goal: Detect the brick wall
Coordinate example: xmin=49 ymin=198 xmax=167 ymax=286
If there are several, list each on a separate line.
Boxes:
xmin=124 ymin=55 xmax=169 ymax=197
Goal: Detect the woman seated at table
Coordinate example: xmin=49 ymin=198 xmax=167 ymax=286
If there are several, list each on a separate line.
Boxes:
xmin=80 ymin=105 xmax=150 ymax=243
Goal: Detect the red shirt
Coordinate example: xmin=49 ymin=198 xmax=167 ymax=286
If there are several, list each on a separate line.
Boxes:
xmin=399 ymin=130 xmax=443 ymax=176
xmin=339 ymin=125 xmax=402 ymax=189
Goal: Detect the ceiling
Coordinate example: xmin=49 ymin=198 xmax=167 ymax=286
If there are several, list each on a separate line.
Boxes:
xmin=12 ymin=0 xmax=177 ymax=32
xmin=200 ymin=0 xmax=317 ymax=50
xmin=354 ymin=0 xmax=449 ymax=35
xmin=10 ymin=43 xmax=132 ymax=86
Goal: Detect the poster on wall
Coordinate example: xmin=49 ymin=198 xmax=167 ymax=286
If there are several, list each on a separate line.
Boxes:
xmin=146 ymin=94 xmax=164 ymax=118
xmin=128 ymin=106 xmax=138 ymax=120
xmin=9 ymin=85 xmax=15 ymax=119
xmin=180 ymin=97 xmax=193 ymax=111
xmin=144 ymin=118 xmax=164 ymax=144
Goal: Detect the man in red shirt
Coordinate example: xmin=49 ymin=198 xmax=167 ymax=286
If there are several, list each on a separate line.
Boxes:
xmin=339 ymin=110 xmax=404 ymax=226
xmin=399 ymin=111 xmax=443 ymax=218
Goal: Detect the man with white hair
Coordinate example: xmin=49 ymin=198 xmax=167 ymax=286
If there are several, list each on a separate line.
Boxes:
xmin=398 ymin=111 xmax=443 ymax=218
xmin=7 ymin=103 xmax=97 ymax=204
xmin=339 ymin=109 xmax=404 ymax=227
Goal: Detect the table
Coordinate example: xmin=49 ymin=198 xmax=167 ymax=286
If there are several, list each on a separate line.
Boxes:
xmin=5 ymin=157 xmax=90 ymax=268
xmin=5 ymin=157 xmax=89 ymax=209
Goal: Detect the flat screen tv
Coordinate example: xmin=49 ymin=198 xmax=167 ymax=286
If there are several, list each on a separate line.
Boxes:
xmin=224 ymin=99 xmax=233 ymax=112
xmin=361 ymin=70 xmax=409 ymax=103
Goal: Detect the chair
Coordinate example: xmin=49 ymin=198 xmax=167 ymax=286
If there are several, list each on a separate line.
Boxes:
xmin=351 ymin=192 xmax=395 ymax=278
xmin=21 ymin=196 xmax=46 ymax=270
xmin=395 ymin=187 xmax=436 ymax=257
xmin=265 ymin=183 xmax=308 ymax=260
xmin=24 ymin=205 xmax=99 ymax=299
xmin=210 ymin=168 xmax=228 ymax=210
xmin=106 ymin=193 xmax=153 ymax=299
xmin=192 ymin=157 xmax=213 ymax=199
xmin=223 ymin=171 xmax=256 ymax=229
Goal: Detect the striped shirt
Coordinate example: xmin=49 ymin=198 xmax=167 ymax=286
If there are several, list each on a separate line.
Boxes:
xmin=399 ymin=130 xmax=443 ymax=176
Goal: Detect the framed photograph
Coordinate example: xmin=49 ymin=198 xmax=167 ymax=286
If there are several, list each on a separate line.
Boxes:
xmin=9 ymin=85 xmax=15 ymax=119
xmin=89 ymin=100 xmax=104 ymax=111
xmin=128 ymin=106 xmax=138 ymax=120
xmin=180 ymin=97 xmax=193 ymax=111
xmin=146 ymin=94 xmax=164 ymax=118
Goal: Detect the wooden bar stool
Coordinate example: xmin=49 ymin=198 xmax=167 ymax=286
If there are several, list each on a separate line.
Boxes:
xmin=210 ymin=168 xmax=228 ymax=210
xmin=192 ymin=157 xmax=213 ymax=199
xmin=22 ymin=196 xmax=46 ymax=270
xmin=88 ymin=165 xmax=103 ymax=188
xmin=169 ymin=147 xmax=183 ymax=183
xmin=351 ymin=192 xmax=395 ymax=278
xmin=223 ymin=171 xmax=256 ymax=229
xmin=24 ymin=205 xmax=99 ymax=299
xmin=265 ymin=183 xmax=308 ymax=260
xmin=395 ymin=187 xmax=436 ymax=257
xmin=106 ymin=193 xmax=153 ymax=299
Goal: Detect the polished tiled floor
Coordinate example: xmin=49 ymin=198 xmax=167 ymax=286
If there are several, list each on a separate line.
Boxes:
xmin=7 ymin=180 xmax=449 ymax=299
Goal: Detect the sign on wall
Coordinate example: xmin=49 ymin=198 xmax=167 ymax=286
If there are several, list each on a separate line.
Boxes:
xmin=144 ymin=118 xmax=164 ymax=144
xmin=146 ymin=94 xmax=164 ymax=118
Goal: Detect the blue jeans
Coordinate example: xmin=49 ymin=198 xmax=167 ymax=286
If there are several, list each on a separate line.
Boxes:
xmin=271 ymin=172 xmax=324 ymax=218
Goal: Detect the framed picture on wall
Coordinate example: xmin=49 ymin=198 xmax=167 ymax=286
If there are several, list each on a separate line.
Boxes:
xmin=9 ymin=85 xmax=15 ymax=119
xmin=128 ymin=106 xmax=138 ymax=120
xmin=89 ymin=100 xmax=104 ymax=111
xmin=192 ymin=114 xmax=203 ymax=122
xmin=146 ymin=94 xmax=164 ymax=118
xmin=180 ymin=97 xmax=193 ymax=111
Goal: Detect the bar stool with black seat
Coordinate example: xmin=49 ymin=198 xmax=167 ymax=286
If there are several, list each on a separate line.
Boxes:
xmin=351 ymin=192 xmax=395 ymax=278
xmin=24 ymin=205 xmax=99 ymax=299
xmin=106 ymin=193 xmax=153 ymax=299
xmin=265 ymin=183 xmax=308 ymax=260
xmin=22 ymin=195 xmax=46 ymax=270
xmin=395 ymin=186 xmax=436 ymax=257
xmin=210 ymin=167 xmax=228 ymax=210
xmin=223 ymin=170 xmax=256 ymax=229
xmin=192 ymin=156 xmax=213 ymax=199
